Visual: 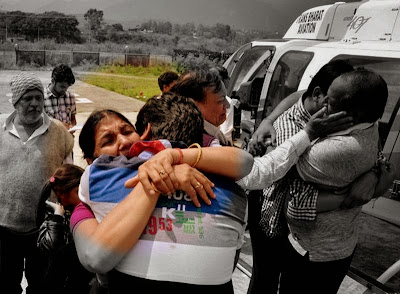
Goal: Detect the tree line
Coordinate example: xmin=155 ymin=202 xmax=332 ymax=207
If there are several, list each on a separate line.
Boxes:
xmin=0 ymin=9 xmax=276 ymax=55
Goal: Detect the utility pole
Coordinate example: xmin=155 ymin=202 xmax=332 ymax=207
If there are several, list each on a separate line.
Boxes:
xmin=37 ymin=27 xmax=39 ymax=42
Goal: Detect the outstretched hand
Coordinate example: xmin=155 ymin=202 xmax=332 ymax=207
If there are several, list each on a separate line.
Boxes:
xmin=248 ymin=119 xmax=276 ymax=156
xmin=304 ymin=107 xmax=353 ymax=141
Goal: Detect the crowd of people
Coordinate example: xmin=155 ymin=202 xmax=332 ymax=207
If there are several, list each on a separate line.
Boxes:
xmin=0 ymin=61 xmax=395 ymax=294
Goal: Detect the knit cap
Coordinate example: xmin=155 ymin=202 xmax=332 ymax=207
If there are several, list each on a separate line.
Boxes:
xmin=10 ymin=73 xmax=44 ymax=106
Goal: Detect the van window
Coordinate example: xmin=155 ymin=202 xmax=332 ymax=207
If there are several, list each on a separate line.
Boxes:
xmin=228 ymin=46 xmax=274 ymax=95
xmin=260 ymin=51 xmax=313 ymax=121
xmin=224 ymin=43 xmax=252 ymax=76
xmin=332 ymin=55 xmax=400 ymax=200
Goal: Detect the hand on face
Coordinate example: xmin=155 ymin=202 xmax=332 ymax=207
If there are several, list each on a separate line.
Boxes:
xmin=304 ymin=107 xmax=353 ymax=141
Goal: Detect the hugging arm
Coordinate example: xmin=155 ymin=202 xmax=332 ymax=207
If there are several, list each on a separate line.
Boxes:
xmin=73 ymin=182 xmax=159 ymax=274
xmin=125 ymin=146 xmax=254 ymax=200
xmin=248 ymin=90 xmax=303 ymax=156
xmin=317 ymin=159 xmax=395 ymax=211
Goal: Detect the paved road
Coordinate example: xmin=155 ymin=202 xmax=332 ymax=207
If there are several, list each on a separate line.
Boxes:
xmin=0 ymin=70 xmax=146 ymax=168
xmin=0 ymin=70 xmax=146 ymax=115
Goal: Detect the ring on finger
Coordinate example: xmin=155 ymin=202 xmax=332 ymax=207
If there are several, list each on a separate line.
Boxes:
xmin=194 ymin=182 xmax=203 ymax=189
xmin=159 ymin=170 xmax=166 ymax=176
xmin=151 ymin=182 xmax=160 ymax=193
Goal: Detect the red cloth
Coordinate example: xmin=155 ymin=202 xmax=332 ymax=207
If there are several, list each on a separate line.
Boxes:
xmin=128 ymin=141 xmax=166 ymax=158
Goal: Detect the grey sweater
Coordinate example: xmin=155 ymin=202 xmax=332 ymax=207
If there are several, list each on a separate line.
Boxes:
xmin=0 ymin=114 xmax=74 ymax=233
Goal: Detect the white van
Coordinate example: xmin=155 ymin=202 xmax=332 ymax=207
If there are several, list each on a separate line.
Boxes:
xmin=225 ymin=1 xmax=400 ymax=292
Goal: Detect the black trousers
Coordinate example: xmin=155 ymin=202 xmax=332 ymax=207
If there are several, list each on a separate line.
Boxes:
xmin=247 ymin=190 xmax=290 ymax=294
xmin=108 ymin=270 xmax=234 ymax=294
xmin=0 ymin=227 xmax=45 ymax=294
xmin=279 ymin=242 xmax=354 ymax=294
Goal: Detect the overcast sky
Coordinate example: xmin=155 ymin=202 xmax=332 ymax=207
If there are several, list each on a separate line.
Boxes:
xmin=0 ymin=0 xmax=343 ymax=31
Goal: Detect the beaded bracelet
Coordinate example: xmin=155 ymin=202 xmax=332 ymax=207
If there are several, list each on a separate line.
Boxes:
xmin=174 ymin=148 xmax=184 ymax=164
xmin=188 ymin=143 xmax=202 ymax=168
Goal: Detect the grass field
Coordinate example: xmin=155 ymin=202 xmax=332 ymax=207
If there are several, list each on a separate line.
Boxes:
xmin=79 ymin=65 xmax=178 ymax=102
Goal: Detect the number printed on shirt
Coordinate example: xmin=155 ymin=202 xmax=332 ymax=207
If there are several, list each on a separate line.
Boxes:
xmin=142 ymin=216 xmax=173 ymax=235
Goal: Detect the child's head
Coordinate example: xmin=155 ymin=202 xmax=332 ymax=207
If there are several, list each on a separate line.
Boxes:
xmin=41 ymin=164 xmax=84 ymax=211
xmin=158 ymin=71 xmax=179 ymax=93
xmin=135 ymin=93 xmax=204 ymax=146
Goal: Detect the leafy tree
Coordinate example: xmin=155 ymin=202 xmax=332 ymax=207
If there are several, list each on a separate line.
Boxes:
xmin=181 ymin=22 xmax=195 ymax=36
xmin=84 ymin=8 xmax=104 ymax=42
xmin=212 ymin=23 xmax=232 ymax=40
xmin=157 ymin=21 xmax=172 ymax=35
xmin=112 ymin=23 xmax=124 ymax=32
xmin=39 ymin=11 xmax=83 ymax=43
xmin=0 ymin=11 xmax=82 ymax=43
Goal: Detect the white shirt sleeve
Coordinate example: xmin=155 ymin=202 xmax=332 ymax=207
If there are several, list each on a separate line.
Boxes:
xmin=219 ymin=96 xmax=234 ymax=144
xmin=237 ymin=130 xmax=311 ymax=190
xmin=79 ymin=165 xmax=91 ymax=204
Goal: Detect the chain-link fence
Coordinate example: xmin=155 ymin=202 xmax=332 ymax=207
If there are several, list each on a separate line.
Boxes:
xmin=12 ymin=49 xmax=172 ymax=67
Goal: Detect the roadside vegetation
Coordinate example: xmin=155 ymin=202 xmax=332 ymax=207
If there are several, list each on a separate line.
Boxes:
xmin=79 ymin=64 xmax=177 ymax=101
xmin=0 ymin=8 xmax=274 ymax=101
xmin=0 ymin=8 xmax=276 ymax=100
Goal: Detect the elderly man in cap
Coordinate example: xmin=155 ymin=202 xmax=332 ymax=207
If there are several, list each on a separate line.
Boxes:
xmin=0 ymin=73 xmax=74 ymax=293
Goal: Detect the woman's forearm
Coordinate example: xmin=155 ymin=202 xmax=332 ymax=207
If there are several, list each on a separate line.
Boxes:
xmin=179 ymin=146 xmax=254 ymax=180
xmin=74 ymin=183 xmax=159 ymax=273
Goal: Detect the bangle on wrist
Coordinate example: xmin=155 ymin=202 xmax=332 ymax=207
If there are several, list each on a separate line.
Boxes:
xmin=174 ymin=148 xmax=184 ymax=164
xmin=188 ymin=143 xmax=202 ymax=168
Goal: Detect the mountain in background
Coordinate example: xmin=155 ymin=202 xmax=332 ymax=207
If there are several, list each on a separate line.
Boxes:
xmin=0 ymin=0 xmax=350 ymax=33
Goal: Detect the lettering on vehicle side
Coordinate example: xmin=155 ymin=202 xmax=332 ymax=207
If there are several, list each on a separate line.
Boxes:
xmin=296 ymin=10 xmax=325 ymax=34
xmin=347 ymin=15 xmax=371 ymax=33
